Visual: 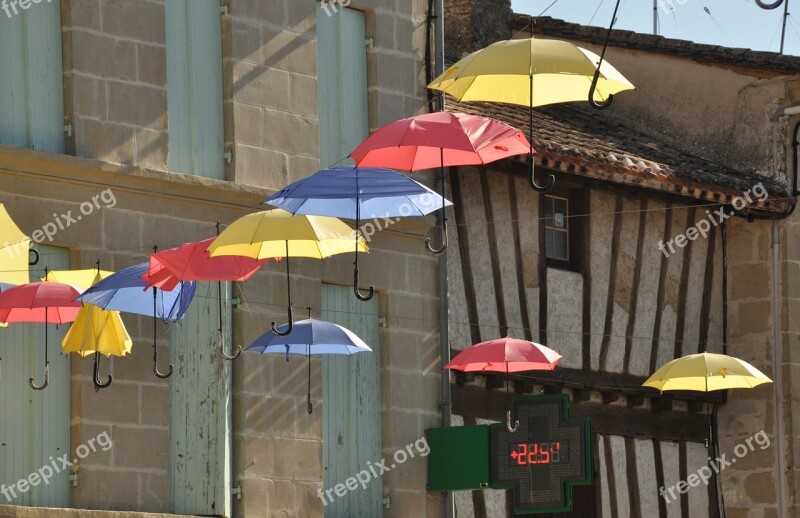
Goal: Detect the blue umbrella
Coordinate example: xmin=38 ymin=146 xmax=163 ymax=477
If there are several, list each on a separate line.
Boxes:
xmin=75 ymin=261 xmax=196 ymax=379
xmin=247 ymin=316 xmax=372 ymax=414
xmin=263 ymin=166 xmax=453 ymax=301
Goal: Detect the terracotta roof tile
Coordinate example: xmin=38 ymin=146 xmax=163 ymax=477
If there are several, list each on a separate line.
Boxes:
xmin=448 ymin=98 xmax=793 ymax=213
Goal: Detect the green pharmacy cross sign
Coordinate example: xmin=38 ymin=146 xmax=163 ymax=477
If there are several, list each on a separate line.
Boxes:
xmin=490 ymin=394 xmax=592 ymax=514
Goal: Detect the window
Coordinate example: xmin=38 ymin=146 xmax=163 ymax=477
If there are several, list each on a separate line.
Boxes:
xmin=543 ymin=190 xmax=585 ymax=271
xmin=165 ymin=0 xmax=224 ymax=179
xmin=0 ymin=2 xmax=65 ymax=153
xmin=544 ymin=195 xmax=570 ymax=262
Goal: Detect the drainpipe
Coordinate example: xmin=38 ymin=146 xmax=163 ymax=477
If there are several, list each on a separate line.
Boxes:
xmin=433 ymin=1 xmax=454 ymax=518
xmin=772 ymin=222 xmax=788 ymax=518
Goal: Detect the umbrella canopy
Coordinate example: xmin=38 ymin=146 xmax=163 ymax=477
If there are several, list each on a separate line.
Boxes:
xmin=62 ymin=292 xmax=133 ymax=391
xmin=0 ymin=281 xmax=82 ymax=324
xmin=247 ymin=317 xmax=372 ymax=413
xmin=75 ymin=262 xmax=197 ymax=380
xmin=263 ymin=166 xmax=453 ymax=219
xmin=350 ymin=112 xmax=528 ymax=254
xmin=207 ymin=209 xmax=367 ymax=261
xmin=44 ymin=268 xmax=115 ymax=292
xmin=142 ymin=237 xmax=270 ymax=291
xmin=0 ymin=281 xmax=83 ymax=390
xmin=76 ymin=262 xmax=195 ymax=320
xmin=445 ymin=337 xmax=562 ymax=373
xmin=263 ymin=166 xmax=453 ymax=301
xmin=0 ymin=203 xmax=32 ymax=287
xmin=643 ymin=352 xmax=773 ymax=393
xmin=427 ymin=37 xmax=635 ymax=108
xmin=445 ymin=337 xmax=562 ymax=432
xmin=349 ymin=111 xmax=530 ymax=172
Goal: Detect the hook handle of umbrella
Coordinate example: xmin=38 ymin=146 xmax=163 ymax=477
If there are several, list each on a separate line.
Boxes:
xmin=221 ymin=344 xmax=242 ymax=360
xmin=29 ymin=362 xmax=49 ymax=391
xmin=588 ymin=69 xmax=614 ymax=110
xmin=353 ymin=267 xmax=374 ymax=301
xmin=308 ymin=399 xmax=313 ymax=414
xmin=272 ymin=306 xmax=294 ymax=337
xmin=506 ymin=410 xmax=519 ymax=433
xmin=93 ymin=353 xmax=113 ymax=391
xmin=425 ymin=218 xmax=448 ymax=255
xmin=28 ymin=248 xmax=39 ymax=266
xmin=756 ymin=0 xmax=784 ymax=8
xmin=153 ymin=343 xmax=173 ymax=379
xmin=529 ymin=159 xmax=555 ymax=193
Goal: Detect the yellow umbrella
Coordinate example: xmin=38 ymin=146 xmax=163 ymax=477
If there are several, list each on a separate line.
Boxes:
xmin=428 ymin=37 xmax=635 ymax=108
xmin=44 ymin=268 xmax=114 ymax=292
xmin=208 ymin=209 xmax=367 ymax=336
xmin=427 ymin=37 xmax=635 ymax=192
xmin=0 ymin=202 xmax=32 ymax=287
xmin=208 ymin=209 xmax=367 ymax=260
xmin=62 ymin=275 xmax=132 ymax=390
xmin=643 ymin=352 xmax=773 ymax=393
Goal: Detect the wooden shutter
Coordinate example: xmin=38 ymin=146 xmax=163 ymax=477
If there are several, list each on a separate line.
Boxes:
xmin=165 ymin=0 xmax=224 ymax=179
xmin=0 ymin=2 xmax=65 ymax=153
xmin=0 ymin=245 xmax=70 ymax=507
xmin=321 ymin=284 xmax=382 ymax=517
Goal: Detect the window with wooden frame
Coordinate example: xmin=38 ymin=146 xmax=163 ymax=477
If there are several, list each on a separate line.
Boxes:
xmin=543 ymin=191 xmax=583 ymax=270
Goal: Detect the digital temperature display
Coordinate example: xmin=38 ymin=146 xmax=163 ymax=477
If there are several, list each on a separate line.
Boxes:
xmin=489 ymin=395 xmax=592 ymax=514
xmin=510 ymin=442 xmax=561 ymax=465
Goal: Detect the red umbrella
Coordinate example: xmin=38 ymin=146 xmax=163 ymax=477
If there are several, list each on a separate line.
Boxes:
xmin=445 ymin=337 xmax=562 ymax=432
xmin=142 ymin=237 xmax=269 ymax=291
xmin=350 ymin=111 xmax=531 ymax=254
xmin=0 ymin=281 xmax=82 ymax=390
xmin=141 ymin=236 xmax=278 ymax=360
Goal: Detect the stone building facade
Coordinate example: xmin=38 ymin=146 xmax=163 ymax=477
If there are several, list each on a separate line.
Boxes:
xmin=0 ymin=1 xmax=442 ymax=517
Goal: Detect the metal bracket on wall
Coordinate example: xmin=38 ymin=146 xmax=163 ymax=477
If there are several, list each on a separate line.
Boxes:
xmin=219 ymin=3 xmax=229 ymax=16
xmin=378 ymin=315 xmax=387 ymax=328
xmin=223 ymin=149 xmax=233 ymax=165
xmin=69 ymin=473 xmax=78 ymax=488
xmin=231 ymin=486 xmax=242 ymax=500
xmin=365 ymin=37 xmax=374 ymax=49
xmin=382 ymin=495 xmax=391 ymax=509
xmin=63 ymin=121 xmax=73 ymax=138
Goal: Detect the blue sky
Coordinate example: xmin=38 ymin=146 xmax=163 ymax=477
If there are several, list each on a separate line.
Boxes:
xmin=511 ymin=1 xmax=800 ymax=56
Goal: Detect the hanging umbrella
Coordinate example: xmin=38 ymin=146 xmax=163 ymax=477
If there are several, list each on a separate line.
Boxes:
xmin=350 ymin=111 xmax=530 ymax=254
xmin=141 ymin=236 xmax=275 ymax=360
xmin=0 ymin=281 xmax=82 ymax=390
xmin=263 ymin=165 xmax=453 ymax=301
xmin=0 ymin=203 xmax=33 ymax=287
xmin=444 ymin=337 xmax=562 ymax=432
xmin=246 ymin=310 xmax=372 ymax=414
xmin=62 ymin=282 xmax=133 ymax=391
xmin=427 ymin=36 xmax=635 ymax=192
xmin=643 ymin=352 xmax=773 ymax=393
xmin=208 ymin=209 xmax=367 ymax=336
xmin=75 ymin=262 xmax=196 ymax=380
xmin=44 ymin=266 xmax=115 ymax=292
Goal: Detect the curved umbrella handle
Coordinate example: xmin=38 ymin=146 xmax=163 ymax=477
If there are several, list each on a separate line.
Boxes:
xmin=588 ymin=70 xmax=614 ymax=110
xmin=93 ymin=353 xmax=113 ymax=391
xmin=153 ymin=345 xmax=173 ymax=379
xmin=353 ymin=268 xmax=374 ymax=301
xmin=506 ymin=410 xmax=519 ymax=433
xmin=756 ymin=0 xmax=784 ymax=8
xmin=221 ymin=344 xmax=242 ymax=360
xmin=29 ymin=362 xmax=49 ymax=391
xmin=28 ymin=248 xmax=39 ymax=266
xmin=271 ymin=306 xmax=294 ymax=337
xmin=529 ymin=160 xmax=555 ymax=193
xmin=425 ymin=219 xmax=449 ymax=255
